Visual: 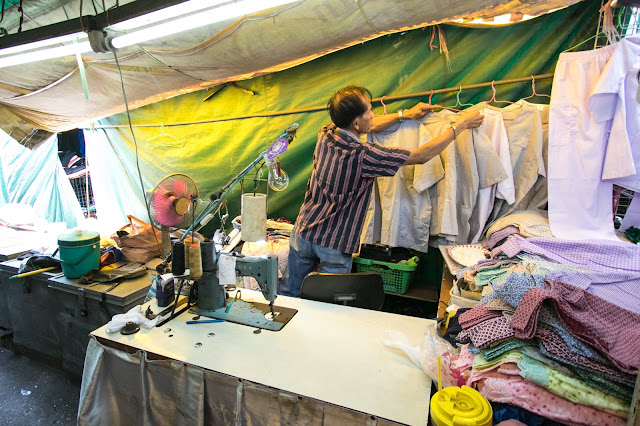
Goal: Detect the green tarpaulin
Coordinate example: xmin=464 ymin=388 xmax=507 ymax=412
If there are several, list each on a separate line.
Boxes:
xmin=85 ymin=1 xmax=599 ymax=236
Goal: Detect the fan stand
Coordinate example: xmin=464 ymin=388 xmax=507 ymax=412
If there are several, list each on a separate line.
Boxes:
xmin=160 ymin=225 xmax=172 ymax=259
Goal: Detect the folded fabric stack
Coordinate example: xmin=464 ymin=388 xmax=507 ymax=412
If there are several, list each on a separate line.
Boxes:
xmin=450 ymin=211 xmax=640 ymax=424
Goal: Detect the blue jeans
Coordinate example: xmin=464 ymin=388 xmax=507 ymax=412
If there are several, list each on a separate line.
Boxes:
xmin=280 ymin=229 xmax=353 ymax=297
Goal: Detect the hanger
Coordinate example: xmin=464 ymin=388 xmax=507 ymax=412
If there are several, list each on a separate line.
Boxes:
xmin=203 ymin=82 xmax=255 ymax=102
xmin=146 ymin=124 xmax=185 ymax=148
xmin=380 ymin=95 xmax=388 ymax=115
xmin=488 ymin=81 xmax=514 ymax=105
xmin=522 ymin=75 xmax=551 ymax=101
xmin=454 ymin=85 xmax=473 ymax=108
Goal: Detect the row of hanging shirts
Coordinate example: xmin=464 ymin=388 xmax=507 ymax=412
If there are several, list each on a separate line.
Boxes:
xmin=361 ymin=78 xmax=551 ymax=252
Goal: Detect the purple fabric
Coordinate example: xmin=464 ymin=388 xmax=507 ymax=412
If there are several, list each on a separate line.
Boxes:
xmin=459 ymin=306 xmax=502 ymax=328
xmin=492 ymin=235 xmax=640 ymax=313
xmin=510 ymin=280 xmax=640 ymax=374
xmin=481 ymin=225 xmax=520 ymax=249
xmin=536 ymin=327 xmax=635 ymax=383
xmin=464 ymin=316 xmax=515 ymax=348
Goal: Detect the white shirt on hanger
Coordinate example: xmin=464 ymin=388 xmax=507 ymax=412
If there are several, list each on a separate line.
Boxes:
xmin=548 ymin=44 xmax=618 ymax=240
xmin=589 ymin=34 xmax=640 ymax=191
xmin=360 ymin=120 xmax=444 ymax=252
xmin=468 ymin=108 xmax=514 ymax=242
xmin=422 ymin=110 xmax=507 ymax=244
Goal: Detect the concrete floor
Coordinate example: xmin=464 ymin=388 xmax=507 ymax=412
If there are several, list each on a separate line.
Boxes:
xmin=0 ymin=348 xmax=80 ymax=425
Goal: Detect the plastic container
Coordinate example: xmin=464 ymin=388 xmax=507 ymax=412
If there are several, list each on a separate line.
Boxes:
xmin=430 ymin=385 xmax=492 ymax=426
xmin=57 ymin=229 xmax=100 ymax=279
xmin=449 ymin=288 xmax=479 ymax=309
xmin=352 ymin=256 xmax=416 ymax=294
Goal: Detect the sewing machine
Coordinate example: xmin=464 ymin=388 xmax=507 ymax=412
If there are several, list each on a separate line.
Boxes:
xmin=155 ymin=123 xmax=299 ymax=331
xmin=189 ymin=252 xmax=297 ymax=331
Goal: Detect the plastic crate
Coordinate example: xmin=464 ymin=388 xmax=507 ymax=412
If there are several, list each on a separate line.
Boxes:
xmin=352 ymin=256 xmax=416 ymax=294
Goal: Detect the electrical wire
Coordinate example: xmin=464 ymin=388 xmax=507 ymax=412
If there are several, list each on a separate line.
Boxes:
xmin=139 ymin=46 xmax=210 ymax=82
xmin=112 ymin=49 xmax=162 ymax=254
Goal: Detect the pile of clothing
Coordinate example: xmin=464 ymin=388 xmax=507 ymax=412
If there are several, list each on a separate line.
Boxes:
xmin=443 ymin=211 xmax=640 ymax=425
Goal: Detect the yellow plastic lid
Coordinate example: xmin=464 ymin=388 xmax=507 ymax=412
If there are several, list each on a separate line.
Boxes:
xmin=430 ymin=385 xmax=492 ymax=426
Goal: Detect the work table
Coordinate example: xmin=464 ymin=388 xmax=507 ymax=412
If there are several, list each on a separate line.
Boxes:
xmin=88 ymin=289 xmax=433 ymax=425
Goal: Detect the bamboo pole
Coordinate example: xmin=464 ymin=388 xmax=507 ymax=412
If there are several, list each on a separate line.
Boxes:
xmin=87 ymin=73 xmax=553 ymax=130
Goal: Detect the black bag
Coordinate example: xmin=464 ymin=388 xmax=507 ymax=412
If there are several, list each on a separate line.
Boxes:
xmin=358 ymin=243 xmax=413 ymax=263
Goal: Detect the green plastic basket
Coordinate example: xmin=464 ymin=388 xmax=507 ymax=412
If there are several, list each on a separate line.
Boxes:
xmin=352 ymin=256 xmax=416 ymax=294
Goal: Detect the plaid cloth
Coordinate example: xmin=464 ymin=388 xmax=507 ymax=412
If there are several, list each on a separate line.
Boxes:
xmin=485 ymin=209 xmax=554 ymax=239
xmin=493 ymin=236 xmax=640 ymax=313
xmin=510 ymin=280 xmax=640 ymax=374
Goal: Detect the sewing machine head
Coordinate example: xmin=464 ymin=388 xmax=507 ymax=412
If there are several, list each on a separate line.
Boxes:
xmin=189 ymin=253 xmax=296 ymax=331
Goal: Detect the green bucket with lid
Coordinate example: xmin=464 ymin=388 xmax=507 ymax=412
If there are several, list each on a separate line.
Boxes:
xmin=57 ymin=229 xmax=100 ymax=279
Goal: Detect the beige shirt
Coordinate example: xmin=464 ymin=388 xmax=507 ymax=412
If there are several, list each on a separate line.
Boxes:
xmin=361 ymin=120 xmax=444 ymax=252
xmin=422 ymin=110 xmax=507 ymax=244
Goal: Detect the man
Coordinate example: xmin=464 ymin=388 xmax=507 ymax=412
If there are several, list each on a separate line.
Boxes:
xmin=280 ymin=85 xmax=484 ymax=297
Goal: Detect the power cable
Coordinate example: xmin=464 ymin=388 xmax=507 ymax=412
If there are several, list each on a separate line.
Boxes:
xmin=112 ymin=49 xmax=162 ymax=254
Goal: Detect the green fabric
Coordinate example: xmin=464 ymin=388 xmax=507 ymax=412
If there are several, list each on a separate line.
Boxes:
xmin=473 ymin=349 xmax=630 ymax=412
xmin=517 ymin=354 xmax=631 ymax=412
xmin=89 ymin=2 xmax=599 ymax=236
xmin=624 ymin=226 xmax=640 ymax=244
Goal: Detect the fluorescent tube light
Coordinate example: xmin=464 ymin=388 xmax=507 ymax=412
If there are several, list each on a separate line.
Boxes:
xmin=111 ymin=0 xmax=229 ymax=31
xmin=0 ymin=40 xmax=92 ymax=68
xmin=0 ymin=32 xmax=88 ymax=56
xmin=110 ymin=0 xmax=297 ymax=49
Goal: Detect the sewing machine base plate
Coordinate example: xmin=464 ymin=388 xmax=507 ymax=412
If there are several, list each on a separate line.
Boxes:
xmin=189 ymin=300 xmax=297 ymax=331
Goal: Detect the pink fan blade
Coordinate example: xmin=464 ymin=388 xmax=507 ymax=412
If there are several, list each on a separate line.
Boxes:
xmin=152 ymin=191 xmax=183 ymax=226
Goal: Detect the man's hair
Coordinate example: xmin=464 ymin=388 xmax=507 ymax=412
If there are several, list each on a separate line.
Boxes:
xmin=327 ymin=85 xmax=372 ymax=129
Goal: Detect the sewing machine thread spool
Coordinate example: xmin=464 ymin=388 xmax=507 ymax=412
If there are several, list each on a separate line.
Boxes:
xmin=201 ymin=240 xmax=215 ymax=272
xmin=241 ymin=193 xmax=267 ymax=242
xmin=184 ymin=237 xmax=192 ymax=271
xmin=189 ymin=239 xmax=203 ymax=279
xmin=171 ymin=241 xmax=186 ymax=275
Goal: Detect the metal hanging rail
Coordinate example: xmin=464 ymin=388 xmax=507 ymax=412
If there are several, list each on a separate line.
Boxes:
xmin=87 ymin=73 xmax=554 ymax=130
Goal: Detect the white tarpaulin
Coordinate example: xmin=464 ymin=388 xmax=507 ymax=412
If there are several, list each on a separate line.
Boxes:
xmin=0 ymin=0 xmax=580 ymax=144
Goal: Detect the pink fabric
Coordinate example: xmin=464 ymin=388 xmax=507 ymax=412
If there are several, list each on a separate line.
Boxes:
xmin=510 ymin=280 xmax=640 ymax=374
xmin=459 ymin=306 xmax=502 ymax=328
xmin=464 ymin=316 xmax=514 ymax=348
xmin=472 ymin=370 xmax=627 ymax=425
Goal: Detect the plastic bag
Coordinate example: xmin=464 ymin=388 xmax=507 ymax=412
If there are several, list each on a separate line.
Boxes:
xmin=112 ymin=215 xmax=162 ymax=263
xmin=381 ymin=322 xmax=472 ymax=388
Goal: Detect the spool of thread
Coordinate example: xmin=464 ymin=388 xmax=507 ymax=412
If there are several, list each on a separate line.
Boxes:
xmin=241 ymin=193 xmax=267 ymax=242
xmin=189 ymin=239 xmax=203 ymax=280
xmin=184 ymin=237 xmax=192 ymax=271
xmin=201 ymin=240 xmax=215 ymax=272
xmin=171 ymin=241 xmax=186 ymax=275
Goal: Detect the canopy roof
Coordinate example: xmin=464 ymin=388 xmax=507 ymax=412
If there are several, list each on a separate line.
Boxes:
xmin=0 ymin=0 xmax=579 ymax=146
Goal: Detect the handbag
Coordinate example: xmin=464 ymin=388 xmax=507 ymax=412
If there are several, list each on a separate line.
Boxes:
xmin=112 ymin=215 xmax=162 ymax=264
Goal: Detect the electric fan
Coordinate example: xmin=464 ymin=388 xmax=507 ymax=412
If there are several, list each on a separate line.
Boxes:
xmin=148 ymin=173 xmax=199 ymax=258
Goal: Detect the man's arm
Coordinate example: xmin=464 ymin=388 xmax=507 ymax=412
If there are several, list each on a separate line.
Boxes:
xmin=370 ymin=102 xmax=433 ymax=133
xmin=404 ymin=109 xmax=484 ymax=165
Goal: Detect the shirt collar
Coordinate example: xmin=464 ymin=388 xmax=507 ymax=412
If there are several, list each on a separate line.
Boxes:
xmin=336 ymin=127 xmax=361 ymax=143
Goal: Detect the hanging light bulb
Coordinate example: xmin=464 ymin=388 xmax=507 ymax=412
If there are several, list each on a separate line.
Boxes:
xmin=265 ymin=157 xmax=289 ymax=191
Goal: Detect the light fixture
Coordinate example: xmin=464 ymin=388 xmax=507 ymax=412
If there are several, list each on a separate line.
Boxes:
xmin=108 ymin=0 xmax=298 ymax=50
xmin=0 ymin=38 xmax=91 ymax=68
xmin=0 ymin=0 xmax=298 ymax=65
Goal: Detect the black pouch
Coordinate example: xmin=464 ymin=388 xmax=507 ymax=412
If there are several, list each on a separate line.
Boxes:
xmin=359 ymin=243 xmax=413 ymax=263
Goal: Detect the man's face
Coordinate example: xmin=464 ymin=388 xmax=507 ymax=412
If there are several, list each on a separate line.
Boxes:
xmin=354 ymin=97 xmax=374 ymax=134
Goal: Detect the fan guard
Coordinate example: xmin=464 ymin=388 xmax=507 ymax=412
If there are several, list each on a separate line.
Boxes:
xmin=149 ymin=173 xmax=199 ymax=230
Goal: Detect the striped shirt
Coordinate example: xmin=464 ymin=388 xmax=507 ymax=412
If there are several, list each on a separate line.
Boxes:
xmin=295 ymin=124 xmax=410 ymax=253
